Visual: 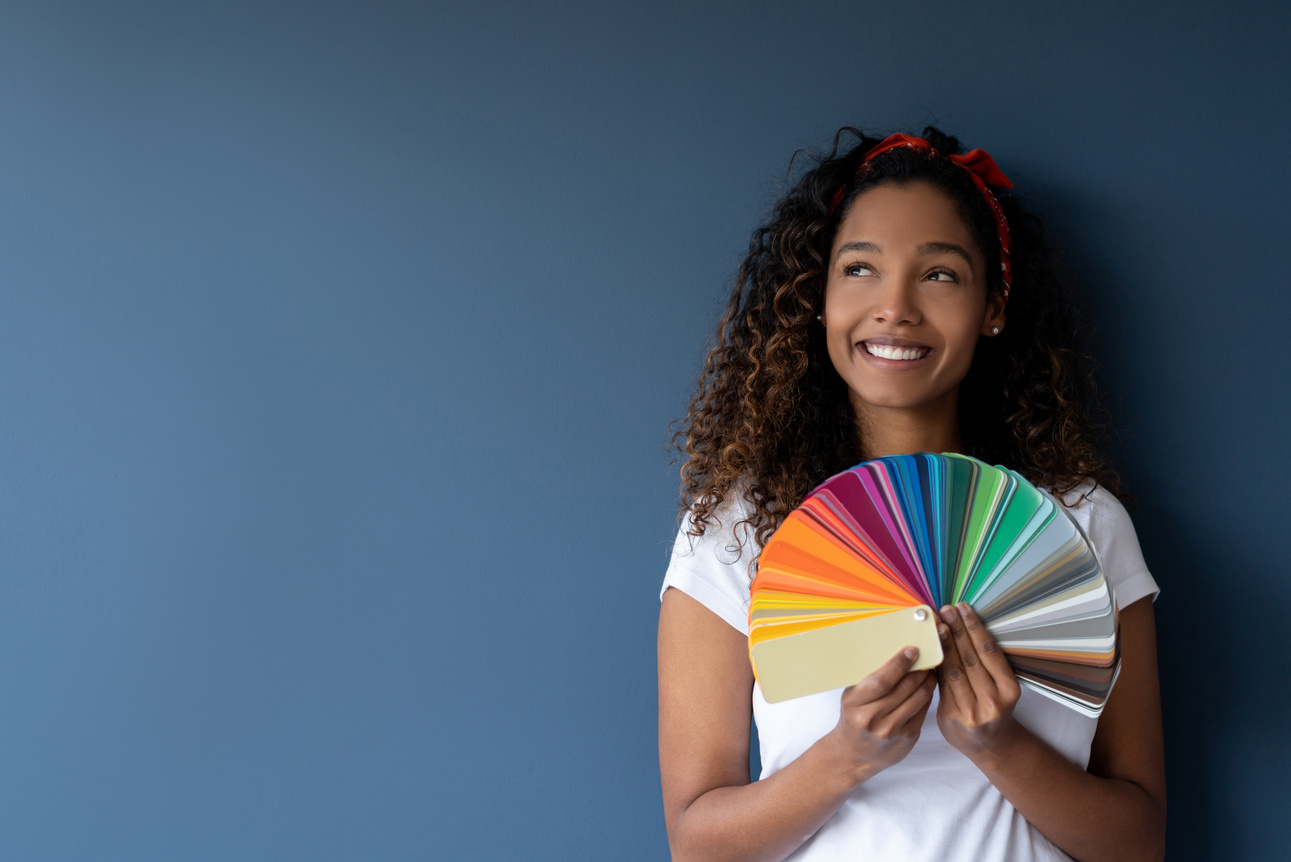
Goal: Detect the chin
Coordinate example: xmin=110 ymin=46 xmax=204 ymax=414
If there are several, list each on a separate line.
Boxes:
xmin=848 ymin=379 xmax=948 ymax=411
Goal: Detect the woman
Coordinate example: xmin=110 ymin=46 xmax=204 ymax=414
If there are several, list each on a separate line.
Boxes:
xmin=656 ymin=126 xmax=1166 ymax=862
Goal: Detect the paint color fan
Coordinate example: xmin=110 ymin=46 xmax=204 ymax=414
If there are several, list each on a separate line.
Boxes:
xmin=749 ymin=452 xmax=1119 ymax=717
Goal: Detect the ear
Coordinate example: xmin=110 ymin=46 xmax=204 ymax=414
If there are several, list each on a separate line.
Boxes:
xmin=982 ymin=289 xmax=1006 ymax=336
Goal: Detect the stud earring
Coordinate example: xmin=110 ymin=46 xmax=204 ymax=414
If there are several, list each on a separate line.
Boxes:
xmin=991 ymin=327 xmax=1000 ymax=335
xmin=816 ymin=314 xmax=823 ymax=322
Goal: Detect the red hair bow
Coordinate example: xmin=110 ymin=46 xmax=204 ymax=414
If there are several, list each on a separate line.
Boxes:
xmin=829 ymin=133 xmax=1015 ymax=303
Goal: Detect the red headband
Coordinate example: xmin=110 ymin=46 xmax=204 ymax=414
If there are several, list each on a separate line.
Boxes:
xmin=829 ymin=133 xmax=1015 ymax=303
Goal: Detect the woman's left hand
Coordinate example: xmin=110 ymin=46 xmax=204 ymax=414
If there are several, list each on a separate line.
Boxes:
xmin=934 ymin=602 xmax=1024 ymax=760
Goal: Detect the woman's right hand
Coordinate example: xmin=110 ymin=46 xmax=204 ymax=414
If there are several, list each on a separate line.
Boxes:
xmin=826 ymin=647 xmax=938 ymax=784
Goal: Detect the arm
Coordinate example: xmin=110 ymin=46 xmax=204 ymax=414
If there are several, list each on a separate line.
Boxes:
xmin=658 ymin=586 xmax=937 ymax=862
xmin=934 ymin=599 xmax=1167 ymax=862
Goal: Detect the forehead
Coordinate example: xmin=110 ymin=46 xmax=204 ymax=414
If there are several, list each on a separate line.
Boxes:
xmin=831 ymin=181 xmax=981 ymax=259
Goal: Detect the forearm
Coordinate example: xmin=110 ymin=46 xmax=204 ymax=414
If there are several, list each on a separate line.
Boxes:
xmin=669 ymin=732 xmax=865 ymax=862
xmin=972 ymin=723 xmax=1165 ymax=862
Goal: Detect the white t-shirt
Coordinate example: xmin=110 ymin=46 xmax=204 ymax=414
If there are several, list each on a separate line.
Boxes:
xmin=659 ymin=478 xmax=1160 ymax=862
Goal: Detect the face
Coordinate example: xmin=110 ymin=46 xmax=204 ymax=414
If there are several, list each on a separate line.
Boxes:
xmin=822 ymin=180 xmax=1006 ymax=417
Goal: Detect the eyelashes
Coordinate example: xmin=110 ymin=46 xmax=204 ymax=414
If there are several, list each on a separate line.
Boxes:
xmin=839 ymin=261 xmax=960 ymax=282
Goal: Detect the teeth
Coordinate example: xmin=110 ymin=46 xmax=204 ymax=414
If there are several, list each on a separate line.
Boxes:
xmin=865 ymin=343 xmax=930 ymax=360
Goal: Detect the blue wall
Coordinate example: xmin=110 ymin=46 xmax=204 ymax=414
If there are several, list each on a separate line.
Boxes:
xmin=0 ymin=1 xmax=1286 ymax=858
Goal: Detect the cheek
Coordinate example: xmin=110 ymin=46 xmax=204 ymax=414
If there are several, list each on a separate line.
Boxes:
xmin=821 ymin=283 xmax=861 ymax=333
xmin=821 ymin=284 xmax=839 ymax=318
xmin=820 ymin=289 xmax=843 ymax=349
xmin=825 ymin=332 xmax=851 ymax=375
xmin=822 ymin=294 xmax=858 ymax=361
xmin=939 ymin=320 xmax=985 ymax=373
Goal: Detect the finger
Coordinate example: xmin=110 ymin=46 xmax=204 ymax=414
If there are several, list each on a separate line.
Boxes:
xmin=942 ymin=603 xmax=999 ymax=700
xmin=866 ymin=668 xmax=934 ymax=722
xmin=875 ymin=671 xmax=937 ymax=736
xmin=956 ymin=602 xmax=1018 ymax=693
xmin=841 ymin=646 xmax=921 ymax=707
xmin=933 ymin=622 xmax=955 ymax=710
xmin=906 ymin=676 xmax=937 ymax=730
xmin=935 ymin=613 xmax=973 ymax=709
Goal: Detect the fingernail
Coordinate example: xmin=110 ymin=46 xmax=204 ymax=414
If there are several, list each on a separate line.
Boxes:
xmin=957 ymin=601 xmax=971 ymax=614
xmin=903 ymin=647 xmax=918 ymax=660
xmin=938 ymin=624 xmax=949 ymax=640
xmin=940 ymin=605 xmax=958 ymax=623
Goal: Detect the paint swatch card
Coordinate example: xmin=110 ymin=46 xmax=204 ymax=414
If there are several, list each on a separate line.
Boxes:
xmin=749 ymin=453 xmax=1119 ymax=716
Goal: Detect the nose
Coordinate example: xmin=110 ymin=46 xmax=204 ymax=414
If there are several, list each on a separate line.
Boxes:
xmin=871 ymin=274 xmax=922 ymax=326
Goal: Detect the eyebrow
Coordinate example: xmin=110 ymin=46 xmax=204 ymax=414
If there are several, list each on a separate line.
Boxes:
xmin=835 ymin=240 xmax=976 ymax=269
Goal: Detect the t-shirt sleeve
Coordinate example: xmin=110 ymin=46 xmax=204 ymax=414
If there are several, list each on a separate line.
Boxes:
xmin=1082 ymin=486 xmax=1161 ymax=610
xmin=658 ymin=500 xmax=758 ymax=636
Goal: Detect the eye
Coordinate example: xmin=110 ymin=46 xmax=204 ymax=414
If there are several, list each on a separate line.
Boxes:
xmin=842 ymin=262 xmax=874 ymax=277
xmin=926 ymin=268 xmax=959 ymax=282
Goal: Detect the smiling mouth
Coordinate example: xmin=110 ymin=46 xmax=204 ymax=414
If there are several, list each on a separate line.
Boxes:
xmin=862 ymin=342 xmax=932 ymax=361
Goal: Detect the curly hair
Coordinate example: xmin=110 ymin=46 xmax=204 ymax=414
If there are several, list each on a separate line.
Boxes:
xmin=669 ymin=124 xmax=1133 ymax=561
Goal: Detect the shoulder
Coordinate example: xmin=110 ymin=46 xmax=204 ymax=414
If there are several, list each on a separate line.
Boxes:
xmin=1043 ymin=478 xmax=1161 ymax=609
xmin=659 ymin=482 xmax=761 ymax=636
xmin=672 ymin=484 xmax=760 ymax=565
xmin=1044 ymin=478 xmax=1133 ymax=544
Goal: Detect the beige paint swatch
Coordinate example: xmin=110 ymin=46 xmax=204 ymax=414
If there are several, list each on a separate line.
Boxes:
xmin=752 ymin=605 xmax=943 ymax=703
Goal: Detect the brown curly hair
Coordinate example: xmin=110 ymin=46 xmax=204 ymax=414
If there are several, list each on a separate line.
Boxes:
xmin=669 ymin=125 xmax=1133 ymax=560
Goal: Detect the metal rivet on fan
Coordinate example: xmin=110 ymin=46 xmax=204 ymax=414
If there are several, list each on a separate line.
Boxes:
xmin=913 ymin=608 xmax=928 ymax=621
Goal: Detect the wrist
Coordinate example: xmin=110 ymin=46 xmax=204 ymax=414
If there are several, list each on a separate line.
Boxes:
xmin=965 ymin=717 xmax=1030 ymax=770
xmin=815 ymin=727 xmax=880 ymax=790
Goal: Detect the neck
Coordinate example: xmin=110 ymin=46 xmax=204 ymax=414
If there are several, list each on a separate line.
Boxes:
xmin=851 ymin=388 xmax=964 ymax=460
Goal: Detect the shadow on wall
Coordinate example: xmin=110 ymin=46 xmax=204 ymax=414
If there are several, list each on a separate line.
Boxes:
xmin=1010 ymin=182 xmax=1291 ymax=862
xmin=1017 ymin=185 xmax=1291 ymax=862
xmin=1133 ymin=493 xmax=1290 ymax=862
